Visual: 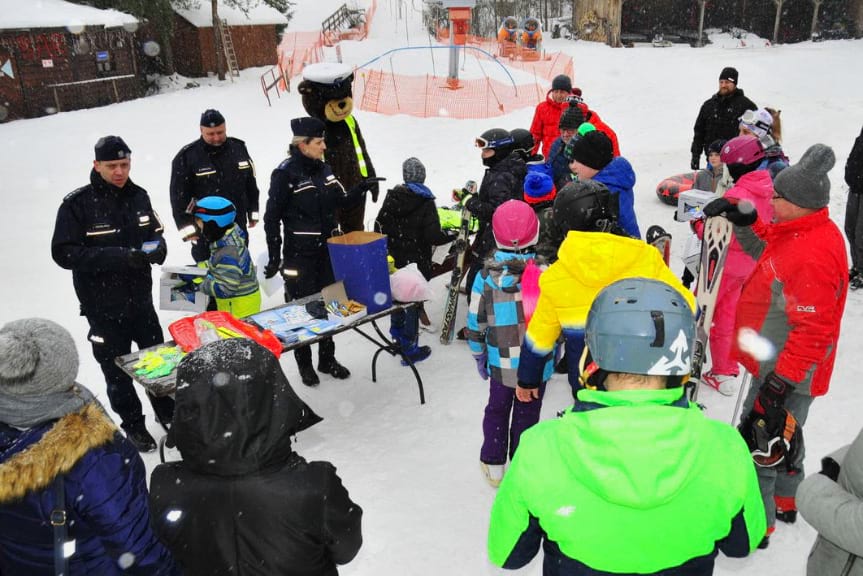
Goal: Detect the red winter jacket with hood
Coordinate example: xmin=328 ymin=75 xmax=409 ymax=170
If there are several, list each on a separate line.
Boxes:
xmin=732 ymin=208 xmax=847 ymax=396
xmin=530 ymin=92 xmax=567 ymax=158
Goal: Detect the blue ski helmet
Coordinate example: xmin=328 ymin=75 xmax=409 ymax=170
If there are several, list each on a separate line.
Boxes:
xmin=194 ymin=196 xmax=236 ymax=228
xmin=585 ymin=278 xmax=694 ymax=378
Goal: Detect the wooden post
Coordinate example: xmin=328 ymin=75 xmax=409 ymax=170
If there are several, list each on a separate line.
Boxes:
xmin=697 ymin=0 xmax=706 ymax=47
xmin=112 ymin=78 xmax=119 ymax=103
xmin=53 ymin=86 xmax=61 ymax=112
xmin=810 ymin=0 xmax=823 ymax=38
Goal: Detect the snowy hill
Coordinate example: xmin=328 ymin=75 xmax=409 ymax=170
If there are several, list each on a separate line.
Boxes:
xmin=2 ymin=0 xmax=863 ymax=573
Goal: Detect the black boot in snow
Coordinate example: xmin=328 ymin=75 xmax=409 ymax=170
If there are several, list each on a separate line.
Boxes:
xmin=124 ymin=424 xmax=157 ymax=453
xmin=318 ymin=359 xmax=350 ymax=379
xmin=298 ymin=364 xmax=320 ymax=387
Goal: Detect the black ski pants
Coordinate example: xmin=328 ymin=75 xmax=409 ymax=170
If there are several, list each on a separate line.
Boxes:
xmin=283 ymin=250 xmax=337 ymax=368
xmin=86 ymin=306 xmax=175 ymax=430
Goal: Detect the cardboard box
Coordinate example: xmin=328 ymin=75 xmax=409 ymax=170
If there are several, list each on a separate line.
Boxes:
xmin=321 ymin=281 xmax=367 ymax=325
xmin=159 ymin=265 xmax=210 ymax=312
xmin=676 ymin=189 xmax=717 ymax=222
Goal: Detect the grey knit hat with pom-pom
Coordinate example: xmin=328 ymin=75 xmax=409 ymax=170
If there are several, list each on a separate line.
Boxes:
xmin=774 ymin=144 xmax=835 ymax=209
xmin=0 ymin=318 xmax=95 ymax=428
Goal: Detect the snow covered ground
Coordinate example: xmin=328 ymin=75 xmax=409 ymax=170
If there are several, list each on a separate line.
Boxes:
xmin=2 ymin=0 xmax=863 ymax=574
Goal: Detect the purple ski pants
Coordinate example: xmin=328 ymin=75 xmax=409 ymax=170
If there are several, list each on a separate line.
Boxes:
xmin=480 ymin=378 xmax=546 ymax=465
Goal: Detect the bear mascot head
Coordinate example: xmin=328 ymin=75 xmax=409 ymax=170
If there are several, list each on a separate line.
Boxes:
xmin=298 ymin=62 xmax=378 ymax=232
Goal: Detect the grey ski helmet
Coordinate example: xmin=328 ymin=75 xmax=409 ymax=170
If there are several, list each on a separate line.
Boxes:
xmin=553 ymin=180 xmax=615 ymax=233
xmin=585 ymin=278 xmax=694 ymax=377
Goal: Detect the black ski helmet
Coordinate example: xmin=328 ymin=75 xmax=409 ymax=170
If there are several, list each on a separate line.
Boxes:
xmin=477 ymin=128 xmax=515 ymax=163
xmin=553 ymin=180 xmax=616 ymax=233
xmin=510 ymin=128 xmax=535 ymax=157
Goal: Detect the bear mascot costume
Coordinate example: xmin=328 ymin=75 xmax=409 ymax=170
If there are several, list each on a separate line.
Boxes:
xmin=298 ymin=62 xmax=379 ymax=233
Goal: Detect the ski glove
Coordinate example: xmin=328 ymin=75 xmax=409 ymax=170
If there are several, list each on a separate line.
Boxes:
xmin=702 ymin=198 xmax=758 ymax=226
xmin=738 ymin=372 xmax=798 ymax=468
xmin=264 ymin=257 xmax=281 ymax=279
xmin=473 ymin=354 xmax=489 ymax=380
xmin=348 ymin=177 xmax=385 ymax=198
xmin=127 ymin=248 xmax=150 ymax=268
xmin=691 ymin=153 xmax=700 ymax=171
xmin=143 ymin=238 xmax=167 ymax=265
xmin=819 ymin=456 xmax=841 ymax=481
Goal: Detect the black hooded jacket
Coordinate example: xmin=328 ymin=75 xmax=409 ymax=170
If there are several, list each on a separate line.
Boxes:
xmin=465 ymin=152 xmax=527 ymax=258
xmin=376 ymin=184 xmax=450 ymax=279
xmin=691 ymin=88 xmax=757 ymax=157
xmin=149 ymin=339 xmax=362 ymax=576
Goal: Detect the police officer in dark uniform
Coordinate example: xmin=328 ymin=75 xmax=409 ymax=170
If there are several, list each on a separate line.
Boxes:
xmin=170 ymin=109 xmax=260 ymax=262
xmin=264 ymin=117 xmax=378 ymax=386
xmin=51 ymin=136 xmax=174 ymax=452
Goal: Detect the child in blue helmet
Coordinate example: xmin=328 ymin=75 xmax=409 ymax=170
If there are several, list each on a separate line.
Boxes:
xmin=193 ymin=196 xmax=261 ymax=318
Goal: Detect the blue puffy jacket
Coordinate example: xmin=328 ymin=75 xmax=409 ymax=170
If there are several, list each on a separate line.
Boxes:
xmin=593 ymin=156 xmax=641 ymax=239
xmin=0 ymin=403 xmax=179 ymax=575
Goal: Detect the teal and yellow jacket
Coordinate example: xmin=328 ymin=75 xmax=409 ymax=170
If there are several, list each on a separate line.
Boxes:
xmin=517 ymin=231 xmax=694 ymax=390
xmin=488 ymin=387 xmax=766 ymax=575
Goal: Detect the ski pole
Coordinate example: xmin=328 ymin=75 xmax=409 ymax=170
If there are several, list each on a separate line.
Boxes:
xmin=730 ymin=371 xmax=752 ymax=427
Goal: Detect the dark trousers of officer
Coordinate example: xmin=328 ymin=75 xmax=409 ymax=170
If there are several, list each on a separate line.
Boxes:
xmin=283 ymin=250 xmax=337 ymax=369
xmin=86 ymin=305 xmax=175 ymax=431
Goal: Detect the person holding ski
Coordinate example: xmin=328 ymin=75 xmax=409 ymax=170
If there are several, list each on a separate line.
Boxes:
xmin=691 ymin=66 xmax=757 ymax=169
xmin=51 ymin=135 xmax=174 ymax=452
xmin=490 ymin=277 xmax=766 ymax=574
xmin=697 ymin=135 xmax=774 ymax=397
xmin=466 ymin=200 xmax=553 ymax=488
xmin=516 ymin=180 xmax=693 ymax=400
xmin=705 ymin=143 xmax=848 ymax=547
xmin=170 ymin=109 xmax=260 ymax=263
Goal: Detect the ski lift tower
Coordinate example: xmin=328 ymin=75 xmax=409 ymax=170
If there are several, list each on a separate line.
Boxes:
xmin=441 ymin=0 xmax=475 ymax=88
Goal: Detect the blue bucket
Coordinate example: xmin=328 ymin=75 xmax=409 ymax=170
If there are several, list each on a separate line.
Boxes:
xmin=327 ymin=231 xmax=392 ymax=313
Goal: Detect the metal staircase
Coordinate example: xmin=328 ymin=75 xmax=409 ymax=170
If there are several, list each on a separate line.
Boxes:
xmin=219 ymin=19 xmax=240 ymax=79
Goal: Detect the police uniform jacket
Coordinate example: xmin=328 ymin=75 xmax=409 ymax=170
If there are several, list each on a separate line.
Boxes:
xmin=52 ymin=170 xmax=166 ymax=318
xmin=170 ymin=137 xmax=259 ymax=231
xmin=264 ymin=147 xmax=362 ymax=265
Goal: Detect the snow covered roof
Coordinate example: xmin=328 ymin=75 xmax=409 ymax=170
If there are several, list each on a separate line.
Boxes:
xmin=174 ymin=0 xmax=288 ymax=28
xmin=0 ymin=0 xmax=138 ymax=31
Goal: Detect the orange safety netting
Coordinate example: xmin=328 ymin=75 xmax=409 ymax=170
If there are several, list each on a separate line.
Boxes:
xmin=272 ymin=5 xmax=574 ymax=119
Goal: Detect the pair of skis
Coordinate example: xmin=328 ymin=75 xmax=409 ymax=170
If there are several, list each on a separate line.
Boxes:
xmin=440 ymin=181 xmax=477 ymax=345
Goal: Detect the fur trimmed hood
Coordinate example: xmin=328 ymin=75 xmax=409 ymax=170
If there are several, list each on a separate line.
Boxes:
xmin=0 ymin=403 xmax=117 ymax=504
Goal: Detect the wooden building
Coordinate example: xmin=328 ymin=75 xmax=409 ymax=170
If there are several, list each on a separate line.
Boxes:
xmin=171 ymin=1 xmax=289 ymax=77
xmin=0 ymin=0 xmax=141 ymax=122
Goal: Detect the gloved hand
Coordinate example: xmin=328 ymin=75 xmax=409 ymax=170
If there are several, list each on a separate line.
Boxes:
xmin=820 ymin=456 xmax=841 ymax=481
xmin=691 ymin=153 xmax=700 ymax=171
xmin=369 ymin=181 xmax=380 ymax=203
xmin=451 ymin=187 xmax=472 ymax=205
xmin=127 ymin=248 xmax=150 ymax=268
xmin=702 ymin=198 xmax=758 ymax=226
xmin=349 ymin=177 xmax=385 ymax=198
xmin=738 ymin=372 xmax=794 ymax=466
xmin=473 ymin=354 xmax=489 ymax=380
xmin=144 ymin=238 xmax=167 ymax=265
xmin=264 ymin=256 xmax=281 ymax=279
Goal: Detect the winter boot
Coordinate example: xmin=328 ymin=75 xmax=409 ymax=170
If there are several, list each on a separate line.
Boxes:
xmin=401 ymin=344 xmax=432 ymax=366
xmin=701 ymin=371 xmax=738 ymax=396
xmin=851 ymin=271 xmax=863 ymax=290
xmin=295 ymin=347 xmax=320 ymax=387
xmin=318 ymin=338 xmax=350 ymax=379
xmin=124 ymin=423 xmax=157 ymax=453
xmin=775 ymin=496 xmax=797 ymax=524
xmin=480 ymin=462 xmax=505 ymax=488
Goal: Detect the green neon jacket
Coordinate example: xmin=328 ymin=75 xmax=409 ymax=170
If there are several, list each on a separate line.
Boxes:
xmin=488 ymin=387 xmax=766 ymax=575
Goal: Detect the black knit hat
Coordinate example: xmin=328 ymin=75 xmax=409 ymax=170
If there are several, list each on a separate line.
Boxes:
xmin=94 ymin=135 xmax=131 ymax=161
xmin=559 ymin=104 xmax=585 ymax=131
xmin=402 ymin=157 xmax=426 ymax=184
xmin=551 ymin=74 xmax=572 ymax=92
xmin=200 ymin=109 xmax=225 ymax=127
xmin=566 ymin=130 xmax=613 ymax=170
xmin=291 ymin=117 xmax=326 ymax=138
xmin=719 ymin=66 xmax=739 ymax=84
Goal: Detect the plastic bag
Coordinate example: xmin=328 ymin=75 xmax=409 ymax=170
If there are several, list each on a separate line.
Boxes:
xmin=390 ymin=263 xmax=433 ymax=303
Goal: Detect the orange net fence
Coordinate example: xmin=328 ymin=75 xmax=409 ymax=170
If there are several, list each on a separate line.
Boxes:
xmin=272 ymin=2 xmax=574 ymax=119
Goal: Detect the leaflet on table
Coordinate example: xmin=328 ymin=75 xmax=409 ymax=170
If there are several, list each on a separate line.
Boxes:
xmin=249 ymin=307 xmax=341 ymax=343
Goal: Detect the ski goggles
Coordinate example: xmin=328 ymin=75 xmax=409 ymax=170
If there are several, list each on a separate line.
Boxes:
xmin=739 ymin=109 xmax=772 ymax=135
xmin=475 ymin=135 xmax=515 ymax=150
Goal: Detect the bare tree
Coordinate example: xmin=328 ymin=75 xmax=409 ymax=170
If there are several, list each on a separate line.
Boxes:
xmin=772 ymin=0 xmax=785 ymax=43
xmin=212 ymin=0 xmax=226 ymax=80
xmin=810 ymin=0 xmax=824 ymax=37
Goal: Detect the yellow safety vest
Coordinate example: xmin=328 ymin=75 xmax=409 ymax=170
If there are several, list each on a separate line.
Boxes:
xmin=344 ymin=115 xmax=368 ymax=177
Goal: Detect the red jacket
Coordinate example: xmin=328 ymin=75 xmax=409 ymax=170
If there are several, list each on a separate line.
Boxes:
xmin=733 ymin=209 xmax=848 ymax=396
xmin=529 ymin=92 xmax=567 ymax=157
xmin=577 ymin=103 xmax=621 ymax=157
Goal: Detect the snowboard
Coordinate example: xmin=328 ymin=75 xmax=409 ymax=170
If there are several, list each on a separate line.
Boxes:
xmin=656 ymin=171 xmax=697 ymax=206
xmin=440 ymin=181 xmax=477 ymax=345
xmin=646 ymin=225 xmax=672 ymax=266
xmin=688 ymin=216 xmax=733 ymax=403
